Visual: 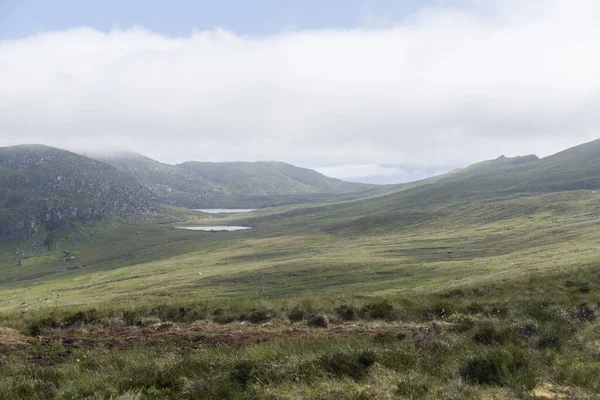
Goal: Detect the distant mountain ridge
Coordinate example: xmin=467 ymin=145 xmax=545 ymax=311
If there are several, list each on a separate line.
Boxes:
xmin=396 ymin=138 xmax=600 ymax=206
xmin=90 ymin=152 xmax=376 ymax=208
xmin=0 ymin=145 xmax=159 ymax=240
xmin=4 ymin=138 xmax=600 ymax=240
xmin=248 ymin=138 xmax=600 ymax=236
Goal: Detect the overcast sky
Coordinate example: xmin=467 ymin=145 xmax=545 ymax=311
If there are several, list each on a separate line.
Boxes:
xmin=0 ymin=0 xmax=599 ymax=184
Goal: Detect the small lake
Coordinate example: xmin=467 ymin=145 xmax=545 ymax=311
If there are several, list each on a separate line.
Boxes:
xmin=176 ymin=226 xmax=252 ymax=232
xmin=191 ymin=209 xmax=256 ymax=214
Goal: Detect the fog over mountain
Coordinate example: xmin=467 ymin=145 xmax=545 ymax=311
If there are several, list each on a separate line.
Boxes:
xmin=0 ymin=0 xmax=598 ymax=183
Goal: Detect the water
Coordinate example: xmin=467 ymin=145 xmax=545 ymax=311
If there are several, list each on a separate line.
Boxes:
xmin=191 ymin=209 xmax=256 ymax=214
xmin=175 ymin=226 xmax=252 ymax=232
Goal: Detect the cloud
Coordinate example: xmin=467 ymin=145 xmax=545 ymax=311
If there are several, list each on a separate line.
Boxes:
xmin=0 ymin=0 xmax=599 ymax=183
xmin=315 ymin=164 xmax=452 ymax=184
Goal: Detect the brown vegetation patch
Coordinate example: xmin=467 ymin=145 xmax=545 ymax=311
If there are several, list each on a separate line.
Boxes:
xmin=531 ymin=381 xmax=570 ymax=399
xmin=35 ymin=321 xmax=412 ymax=351
xmin=0 ymin=327 xmax=30 ymax=349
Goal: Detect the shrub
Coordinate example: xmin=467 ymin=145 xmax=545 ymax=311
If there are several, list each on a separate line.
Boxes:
xmin=28 ymin=316 xmax=62 ymax=336
xmin=246 ymin=309 xmax=272 ymax=324
xmin=397 ymin=375 xmax=429 ymax=398
xmin=473 ymin=325 xmax=506 ymax=345
xmin=524 ymin=301 xmax=560 ymax=322
xmin=151 ymin=306 xmax=206 ymax=322
xmin=420 ymin=301 xmax=452 ymax=320
xmin=483 ymin=303 xmax=509 ymax=318
xmin=569 ymin=303 xmax=596 ymax=322
xmin=373 ymin=331 xmax=398 ymax=344
xmin=360 ymin=300 xmax=399 ymax=321
xmin=288 ymin=307 xmax=306 ymax=322
xmin=460 ymin=350 xmax=536 ymax=388
xmin=307 ymin=315 xmax=329 ymax=328
xmin=336 ymin=304 xmax=358 ymax=321
xmin=63 ymin=309 xmax=101 ymax=327
xmin=536 ymin=335 xmax=561 ymax=351
xmin=212 ymin=308 xmax=236 ymax=324
xmin=465 ymin=302 xmax=485 ymax=315
xmin=320 ymin=351 xmax=377 ymax=380
xmin=517 ymin=322 xmax=538 ymax=339
xmin=230 ymin=360 xmax=257 ymax=386
xmin=448 ymin=312 xmax=475 ymax=332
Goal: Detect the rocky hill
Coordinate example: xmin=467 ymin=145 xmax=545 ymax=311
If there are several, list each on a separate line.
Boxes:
xmin=91 ymin=153 xmax=376 ymax=208
xmin=0 ymin=145 xmax=159 ymax=240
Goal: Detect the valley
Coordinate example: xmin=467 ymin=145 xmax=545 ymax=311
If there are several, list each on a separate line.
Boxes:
xmin=0 ymin=142 xmax=599 ymax=399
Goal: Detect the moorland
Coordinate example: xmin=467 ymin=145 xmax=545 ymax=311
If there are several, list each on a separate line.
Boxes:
xmin=0 ymin=141 xmax=599 ymax=399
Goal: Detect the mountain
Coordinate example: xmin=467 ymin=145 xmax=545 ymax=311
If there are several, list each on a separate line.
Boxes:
xmin=0 ymin=145 xmax=159 ymax=240
xmin=91 ymin=152 xmax=376 ymax=208
xmin=386 ymin=138 xmax=600 ymax=207
xmin=245 ymin=138 xmax=600 ymax=234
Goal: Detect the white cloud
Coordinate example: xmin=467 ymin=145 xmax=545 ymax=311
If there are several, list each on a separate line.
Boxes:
xmin=315 ymin=164 xmax=454 ymax=184
xmin=0 ymin=0 xmax=599 ymax=183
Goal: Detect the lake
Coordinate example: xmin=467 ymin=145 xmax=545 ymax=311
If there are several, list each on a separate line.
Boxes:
xmin=175 ymin=226 xmax=252 ymax=231
xmin=191 ymin=209 xmax=256 ymax=214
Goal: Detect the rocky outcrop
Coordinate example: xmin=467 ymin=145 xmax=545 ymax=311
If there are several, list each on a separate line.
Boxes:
xmin=0 ymin=145 xmax=160 ymax=240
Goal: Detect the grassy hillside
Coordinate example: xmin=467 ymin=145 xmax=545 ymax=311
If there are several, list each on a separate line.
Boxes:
xmin=1 ymin=139 xmax=600 ymax=398
xmin=377 ymin=138 xmax=600 ymax=207
xmin=0 ymin=189 xmax=598 ymax=398
xmin=92 ymin=152 xmax=377 ymax=208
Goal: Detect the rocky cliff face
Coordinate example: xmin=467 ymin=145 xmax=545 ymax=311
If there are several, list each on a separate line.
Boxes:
xmin=0 ymin=145 xmax=160 ymax=240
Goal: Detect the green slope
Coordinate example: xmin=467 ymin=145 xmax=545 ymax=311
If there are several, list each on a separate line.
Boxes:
xmin=227 ymin=138 xmax=600 ymax=235
xmin=0 ymin=142 xmax=599 ymax=399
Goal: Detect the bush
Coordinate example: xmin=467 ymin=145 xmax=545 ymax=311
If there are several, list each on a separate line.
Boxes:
xmin=460 ymin=350 xmax=536 ymax=388
xmin=483 ymin=303 xmax=509 ymax=318
xmin=373 ymin=331 xmax=402 ymax=344
xmin=397 ymin=375 xmax=429 ymax=398
xmin=536 ymin=335 xmax=562 ymax=351
xmin=336 ymin=304 xmax=358 ymax=321
xmin=212 ymin=308 xmax=236 ymax=324
xmin=420 ymin=301 xmax=452 ymax=320
xmin=246 ymin=309 xmax=272 ymax=324
xmin=448 ymin=312 xmax=475 ymax=332
xmin=320 ymin=351 xmax=377 ymax=380
xmin=230 ymin=360 xmax=257 ymax=386
xmin=569 ymin=303 xmax=596 ymax=322
xmin=524 ymin=301 xmax=560 ymax=322
xmin=360 ymin=300 xmax=399 ymax=321
xmin=288 ymin=307 xmax=306 ymax=322
xmin=152 ymin=306 xmax=206 ymax=322
xmin=64 ymin=309 xmax=101 ymax=327
xmin=517 ymin=322 xmax=538 ymax=339
xmin=464 ymin=302 xmax=485 ymax=315
xmin=307 ymin=315 xmax=329 ymax=328
xmin=473 ymin=325 xmax=507 ymax=345
xmin=28 ymin=316 xmax=62 ymax=336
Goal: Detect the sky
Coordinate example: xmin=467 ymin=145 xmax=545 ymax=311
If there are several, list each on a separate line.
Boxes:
xmin=0 ymin=0 xmax=599 ymax=184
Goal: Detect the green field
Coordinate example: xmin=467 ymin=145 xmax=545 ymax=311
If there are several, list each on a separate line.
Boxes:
xmin=0 ymin=186 xmax=599 ymax=399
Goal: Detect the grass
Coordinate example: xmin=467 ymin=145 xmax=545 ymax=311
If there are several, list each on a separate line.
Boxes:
xmin=0 ymin=189 xmax=600 ymax=398
xmin=0 ymin=262 xmax=597 ymax=398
